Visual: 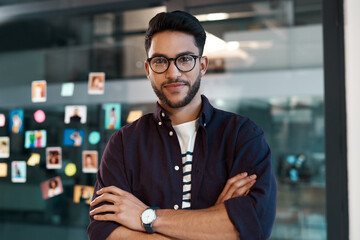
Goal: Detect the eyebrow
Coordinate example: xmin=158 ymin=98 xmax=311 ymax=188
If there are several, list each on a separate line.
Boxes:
xmin=149 ymin=51 xmax=196 ymax=58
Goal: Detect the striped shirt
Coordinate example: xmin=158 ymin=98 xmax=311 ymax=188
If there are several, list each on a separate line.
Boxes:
xmin=172 ymin=119 xmax=198 ymax=209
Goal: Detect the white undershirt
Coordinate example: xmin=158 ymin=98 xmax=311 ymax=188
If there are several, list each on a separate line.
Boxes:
xmin=172 ymin=119 xmax=198 ymax=209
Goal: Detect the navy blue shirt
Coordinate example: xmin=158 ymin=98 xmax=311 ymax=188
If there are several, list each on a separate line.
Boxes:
xmin=88 ymin=95 xmax=277 ymax=240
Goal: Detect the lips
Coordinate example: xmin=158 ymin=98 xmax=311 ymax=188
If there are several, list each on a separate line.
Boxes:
xmin=163 ymin=82 xmax=188 ymax=92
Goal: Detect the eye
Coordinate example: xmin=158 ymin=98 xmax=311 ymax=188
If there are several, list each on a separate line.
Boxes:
xmin=178 ymin=55 xmax=193 ymax=63
xmin=152 ymin=57 xmax=167 ymax=65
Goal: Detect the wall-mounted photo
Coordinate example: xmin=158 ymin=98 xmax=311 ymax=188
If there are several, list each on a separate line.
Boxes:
xmin=11 ymin=161 xmax=26 ymax=183
xmin=24 ymin=130 xmax=47 ymax=149
xmin=0 ymin=163 xmax=7 ymax=177
xmin=88 ymin=72 xmax=105 ymax=95
xmin=46 ymin=147 xmax=62 ymax=169
xmin=64 ymin=105 xmax=87 ymax=124
xmin=9 ymin=109 xmax=24 ymax=134
xmin=41 ymin=176 xmax=64 ymax=199
xmin=31 ymin=80 xmax=47 ymax=103
xmin=82 ymin=150 xmax=98 ymax=173
xmin=63 ymin=129 xmax=84 ymax=147
xmin=0 ymin=137 xmax=9 ymax=158
xmin=73 ymin=185 xmax=94 ymax=204
xmin=104 ymin=103 xmax=121 ymax=130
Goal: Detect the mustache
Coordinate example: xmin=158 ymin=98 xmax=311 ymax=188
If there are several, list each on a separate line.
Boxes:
xmin=161 ymin=79 xmax=189 ymax=88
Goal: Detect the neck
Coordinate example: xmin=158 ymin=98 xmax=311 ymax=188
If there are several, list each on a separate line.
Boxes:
xmin=159 ymin=93 xmax=202 ymax=125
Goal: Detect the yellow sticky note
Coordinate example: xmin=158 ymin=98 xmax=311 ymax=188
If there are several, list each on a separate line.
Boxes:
xmin=65 ymin=163 xmax=77 ymax=176
xmin=27 ymin=153 xmax=40 ymax=166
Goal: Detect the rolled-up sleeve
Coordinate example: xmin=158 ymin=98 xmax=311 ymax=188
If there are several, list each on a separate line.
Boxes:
xmin=87 ymin=130 xmax=131 ymax=240
xmin=224 ymin=121 xmax=277 ymax=240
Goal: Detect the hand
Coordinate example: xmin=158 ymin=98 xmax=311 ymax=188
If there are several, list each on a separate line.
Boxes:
xmin=90 ymin=186 xmax=148 ymax=232
xmin=215 ymin=172 xmax=256 ymax=205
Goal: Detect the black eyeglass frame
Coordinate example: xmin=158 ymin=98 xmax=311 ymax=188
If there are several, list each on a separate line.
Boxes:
xmin=147 ymin=54 xmax=201 ymax=74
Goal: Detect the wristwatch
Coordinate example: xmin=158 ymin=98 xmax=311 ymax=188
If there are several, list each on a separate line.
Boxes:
xmin=141 ymin=207 xmax=159 ymax=233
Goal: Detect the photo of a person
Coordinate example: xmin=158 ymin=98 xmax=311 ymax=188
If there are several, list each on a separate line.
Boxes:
xmin=0 ymin=163 xmax=7 ymax=177
xmin=40 ymin=176 xmax=64 ymax=199
xmin=63 ymin=129 xmax=85 ymax=147
xmin=64 ymin=105 xmax=87 ymax=124
xmin=0 ymin=137 xmax=10 ymax=158
xmin=0 ymin=113 xmax=5 ymax=127
xmin=46 ymin=147 xmax=62 ymax=169
xmin=9 ymin=109 xmax=24 ymax=134
xmin=70 ymin=131 xmax=83 ymax=147
xmin=11 ymin=161 xmax=26 ymax=183
xmin=82 ymin=151 xmax=98 ymax=173
xmin=88 ymin=72 xmax=105 ymax=95
xmin=73 ymin=185 xmax=94 ymax=205
xmin=31 ymin=80 xmax=47 ymax=103
xmin=104 ymin=104 xmax=121 ymax=130
xmin=24 ymin=130 xmax=47 ymax=149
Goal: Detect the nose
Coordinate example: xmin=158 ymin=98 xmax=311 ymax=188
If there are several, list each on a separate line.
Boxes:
xmin=165 ymin=60 xmax=181 ymax=79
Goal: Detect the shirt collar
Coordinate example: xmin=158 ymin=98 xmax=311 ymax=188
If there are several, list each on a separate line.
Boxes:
xmin=153 ymin=95 xmax=214 ymax=127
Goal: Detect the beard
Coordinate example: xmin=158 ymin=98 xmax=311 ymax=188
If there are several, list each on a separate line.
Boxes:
xmin=151 ymin=73 xmax=201 ymax=109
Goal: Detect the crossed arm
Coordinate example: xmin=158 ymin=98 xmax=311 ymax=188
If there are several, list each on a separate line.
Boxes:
xmin=90 ymin=172 xmax=256 ymax=240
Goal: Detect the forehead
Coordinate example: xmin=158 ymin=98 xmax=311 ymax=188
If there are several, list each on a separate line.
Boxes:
xmin=148 ymin=31 xmax=199 ymax=57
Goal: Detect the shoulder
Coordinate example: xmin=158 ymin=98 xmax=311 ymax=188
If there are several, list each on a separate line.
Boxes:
xmin=109 ymin=113 xmax=154 ymax=140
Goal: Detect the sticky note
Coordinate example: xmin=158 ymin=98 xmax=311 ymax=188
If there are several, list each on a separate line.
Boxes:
xmin=27 ymin=153 xmax=40 ymax=166
xmin=61 ymin=83 xmax=75 ymax=97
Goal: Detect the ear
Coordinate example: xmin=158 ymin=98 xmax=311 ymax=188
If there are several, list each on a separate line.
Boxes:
xmin=144 ymin=60 xmax=151 ymax=79
xmin=200 ymin=56 xmax=209 ymax=77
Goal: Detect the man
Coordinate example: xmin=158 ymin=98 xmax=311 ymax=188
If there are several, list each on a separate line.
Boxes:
xmin=88 ymin=11 xmax=277 ymax=240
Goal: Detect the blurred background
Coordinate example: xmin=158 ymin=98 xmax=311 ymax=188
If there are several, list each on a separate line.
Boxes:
xmin=0 ymin=0 xmax=327 ymax=239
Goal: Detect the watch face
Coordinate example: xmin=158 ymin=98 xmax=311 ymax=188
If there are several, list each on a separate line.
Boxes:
xmin=141 ymin=209 xmax=156 ymax=224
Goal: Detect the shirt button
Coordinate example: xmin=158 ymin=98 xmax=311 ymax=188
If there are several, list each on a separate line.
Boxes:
xmin=169 ymin=131 xmax=173 ymax=136
xmin=174 ymin=204 xmax=179 ymax=210
xmin=204 ymin=123 xmax=207 ymax=127
xmin=158 ymin=121 xmax=162 ymax=126
xmin=161 ymin=112 xmax=165 ymax=117
xmin=174 ymin=165 xmax=179 ymax=171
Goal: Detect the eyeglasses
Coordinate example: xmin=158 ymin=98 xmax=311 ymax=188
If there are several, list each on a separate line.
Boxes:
xmin=147 ymin=54 xmax=201 ymax=74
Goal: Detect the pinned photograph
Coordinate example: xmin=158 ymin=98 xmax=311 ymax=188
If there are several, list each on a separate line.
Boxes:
xmin=27 ymin=153 xmax=40 ymax=167
xmin=32 ymin=80 xmax=47 ymax=103
xmin=46 ymin=147 xmax=62 ymax=169
xmin=82 ymin=150 xmax=98 ymax=173
xmin=40 ymin=176 xmax=64 ymax=199
xmin=11 ymin=161 xmax=26 ymax=183
xmin=0 ymin=137 xmax=10 ymax=158
xmin=24 ymin=130 xmax=47 ymax=149
xmin=73 ymin=185 xmax=94 ymax=204
xmin=9 ymin=109 xmax=24 ymax=134
xmin=104 ymin=103 xmax=121 ymax=130
xmin=64 ymin=105 xmax=87 ymax=124
xmin=63 ymin=129 xmax=84 ymax=147
xmin=0 ymin=163 xmax=7 ymax=177
xmin=88 ymin=72 xmax=105 ymax=95
xmin=0 ymin=113 xmax=5 ymax=127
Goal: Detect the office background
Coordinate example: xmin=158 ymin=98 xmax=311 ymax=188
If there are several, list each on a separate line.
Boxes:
xmin=0 ymin=0 xmax=356 ymax=239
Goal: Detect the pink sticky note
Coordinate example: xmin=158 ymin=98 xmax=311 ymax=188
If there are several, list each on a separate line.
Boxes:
xmin=34 ymin=110 xmax=46 ymax=123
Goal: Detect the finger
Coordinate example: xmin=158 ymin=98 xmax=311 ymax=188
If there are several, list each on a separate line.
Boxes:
xmin=93 ymin=213 xmax=118 ymax=222
xmin=90 ymin=193 xmax=120 ymax=206
xmin=232 ymin=180 xmax=256 ymax=198
xmin=97 ymin=185 xmax=127 ymax=196
xmin=218 ymin=175 xmax=256 ymax=203
xmin=90 ymin=204 xmax=118 ymax=216
xmin=216 ymin=173 xmax=248 ymax=204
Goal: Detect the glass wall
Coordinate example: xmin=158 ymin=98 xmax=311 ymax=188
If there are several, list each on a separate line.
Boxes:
xmin=0 ymin=1 xmax=325 ymax=239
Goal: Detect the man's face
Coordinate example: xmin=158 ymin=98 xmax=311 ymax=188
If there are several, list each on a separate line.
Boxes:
xmin=145 ymin=31 xmax=208 ymax=109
